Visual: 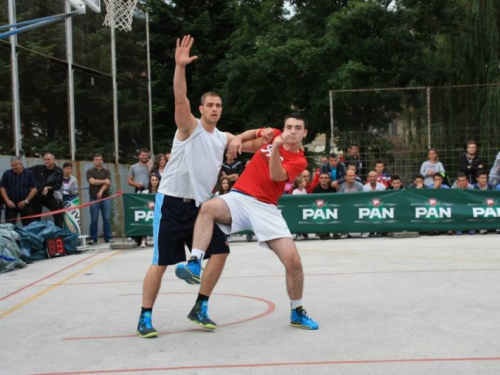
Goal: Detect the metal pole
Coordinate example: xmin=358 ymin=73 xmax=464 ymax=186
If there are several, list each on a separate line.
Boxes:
xmin=329 ymin=90 xmax=334 ymax=153
xmin=8 ymin=0 xmax=21 ymax=156
xmin=145 ymin=11 xmax=153 ymax=156
xmin=65 ymin=1 xmax=76 ymax=161
xmin=111 ymin=26 xmax=119 ymax=164
xmin=426 ymin=87 xmax=431 ymax=149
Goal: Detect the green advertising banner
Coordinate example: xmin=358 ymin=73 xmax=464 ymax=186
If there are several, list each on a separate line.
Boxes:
xmin=124 ymin=193 xmax=156 ymax=236
xmin=123 ymin=190 xmax=500 ymax=236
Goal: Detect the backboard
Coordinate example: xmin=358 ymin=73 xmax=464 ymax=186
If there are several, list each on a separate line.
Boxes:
xmin=68 ymin=0 xmax=101 ymax=14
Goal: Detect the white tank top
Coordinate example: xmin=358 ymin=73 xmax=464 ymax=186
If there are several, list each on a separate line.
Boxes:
xmin=159 ymin=119 xmax=227 ymax=206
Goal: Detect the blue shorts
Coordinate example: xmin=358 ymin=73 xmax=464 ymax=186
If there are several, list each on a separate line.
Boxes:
xmin=152 ymin=194 xmax=230 ymax=266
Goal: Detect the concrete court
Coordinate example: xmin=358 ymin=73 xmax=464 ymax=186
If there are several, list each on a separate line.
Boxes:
xmin=1 ymin=234 xmax=500 ymax=375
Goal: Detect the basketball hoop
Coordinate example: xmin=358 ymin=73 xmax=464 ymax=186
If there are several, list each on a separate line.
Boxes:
xmin=103 ymin=0 xmax=138 ymax=32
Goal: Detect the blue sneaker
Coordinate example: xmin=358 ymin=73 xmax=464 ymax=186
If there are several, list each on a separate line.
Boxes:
xmin=137 ymin=311 xmax=158 ymax=338
xmin=175 ymin=256 xmax=202 ymax=285
xmin=187 ymin=300 xmax=217 ymax=330
xmin=290 ymin=306 xmax=319 ymax=330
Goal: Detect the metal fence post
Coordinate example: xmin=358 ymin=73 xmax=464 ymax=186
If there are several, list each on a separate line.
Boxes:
xmin=427 ymin=87 xmax=431 ymax=149
xmin=8 ymin=0 xmax=21 ymax=156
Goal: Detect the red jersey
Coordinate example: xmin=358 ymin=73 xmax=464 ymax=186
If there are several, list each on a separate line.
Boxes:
xmin=233 ymin=129 xmax=307 ymax=205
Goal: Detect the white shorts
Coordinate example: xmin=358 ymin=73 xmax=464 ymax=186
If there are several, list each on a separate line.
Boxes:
xmin=216 ymin=191 xmax=292 ymax=248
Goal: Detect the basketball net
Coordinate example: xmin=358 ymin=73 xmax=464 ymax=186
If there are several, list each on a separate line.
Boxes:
xmin=103 ymin=0 xmax=138 ymax=32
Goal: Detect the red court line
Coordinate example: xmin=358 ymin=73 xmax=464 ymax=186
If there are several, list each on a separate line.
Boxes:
xmin=31 ymin=356 xmax=500 ymax=374
xmin=0 ymin=252 xmax=101 ymax=303
xmin=32 ymin=267 xmax=500 ymax=287
xmin=63 ymin=292 xmax=275 ymax=341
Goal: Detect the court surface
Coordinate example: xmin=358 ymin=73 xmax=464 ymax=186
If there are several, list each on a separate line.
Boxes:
xmin=1 ymin=234 xmax=500 ymax=375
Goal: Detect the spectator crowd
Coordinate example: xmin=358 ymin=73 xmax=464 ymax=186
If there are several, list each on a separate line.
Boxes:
xmin=0 ymin=149 xmax=169 ymax=246
xmin=1 ymin=140 xmax=499 ymax=243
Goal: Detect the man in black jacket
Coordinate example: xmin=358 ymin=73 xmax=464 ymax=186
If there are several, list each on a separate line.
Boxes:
xmin=459 ymin=141 xmax=486 ymax=184
xmin=320 ymin=153 xmax=346 ymax=190
xmin=30 ymin=153 xmax=64 ymax=228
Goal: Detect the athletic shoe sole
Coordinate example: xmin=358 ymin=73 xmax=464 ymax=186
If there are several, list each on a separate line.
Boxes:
xmin=290 ymin=322 xmax=319 ymax=330
xmin=136 ymin=330 xmax=159 ymax=338
xmin=175 ymin=266 xmax=200 ymax=285
xmin=187 ymin=316 xmax=216 ymax=331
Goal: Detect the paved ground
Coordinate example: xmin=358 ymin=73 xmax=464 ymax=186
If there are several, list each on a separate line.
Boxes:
xmin=1 ymin=234 xmax=500 ymax=375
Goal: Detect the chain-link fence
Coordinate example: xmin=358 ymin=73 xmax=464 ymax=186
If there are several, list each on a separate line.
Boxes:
xmin=328 ymin=84 xmax=500 ymax=185
xmin=0 ymin=0 xmax=150 ymax=163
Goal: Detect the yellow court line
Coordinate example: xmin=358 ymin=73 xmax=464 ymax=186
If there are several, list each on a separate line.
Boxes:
xmin=0 ymin=250 xmax=123 ymax=319
xmin=301 ymin=248 xmax=500 ymax=263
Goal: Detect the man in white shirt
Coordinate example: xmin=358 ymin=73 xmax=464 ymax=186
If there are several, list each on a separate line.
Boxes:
xmin=363 ymin=171 xmax=386 ymax=192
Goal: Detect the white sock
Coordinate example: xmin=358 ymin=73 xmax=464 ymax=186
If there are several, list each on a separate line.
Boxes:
xmin=290 ymin=299 xmax=303 ymax=310
xmin=191 ymin=248 xmax=205 ymax=260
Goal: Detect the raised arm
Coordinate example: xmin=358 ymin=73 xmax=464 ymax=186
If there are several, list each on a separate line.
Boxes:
xmin=269 ymin=134 xmax=289 ymax=181
xmin=226 ymin=128 xmax=275 ymax=156
xmin=174 ymin=35 xmax=198 ymax=135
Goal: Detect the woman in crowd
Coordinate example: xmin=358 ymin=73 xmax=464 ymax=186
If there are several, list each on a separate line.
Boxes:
xmin=151 ymin=153 xmax=167 ymax=181
xmin=420 ymin=148 xmax=445 ymax=187
xmin=215 ymin=177 xmax=231 ymax=196
xmin=136 ymin=174 xmax=160 ymax=248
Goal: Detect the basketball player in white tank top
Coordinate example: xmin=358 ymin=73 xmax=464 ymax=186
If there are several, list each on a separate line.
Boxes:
xmin=137 ymin=35 xmax=272 ymax=338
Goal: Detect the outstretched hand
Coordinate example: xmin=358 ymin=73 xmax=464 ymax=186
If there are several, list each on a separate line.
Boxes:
xmin=175 ymin=35 xmax=198 ymax=67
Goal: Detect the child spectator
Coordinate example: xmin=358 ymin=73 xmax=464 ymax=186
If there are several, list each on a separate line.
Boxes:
xmin=292 ymin=176 xmax=308 ymax=195
xmin=420 ymin=149 xmax=445 ymax=187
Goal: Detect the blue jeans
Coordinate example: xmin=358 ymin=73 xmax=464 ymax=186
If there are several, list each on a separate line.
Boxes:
xmin=89 ymin=198 xmax=112 ymax=242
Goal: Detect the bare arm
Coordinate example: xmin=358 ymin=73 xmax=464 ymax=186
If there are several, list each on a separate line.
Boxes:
xmin=269 ymin=135 xmax=289 ymax=181
xmin=174 ymin=35 xmax=198 ymax=134
xmin=127 ymin=175 xmax=141 ymax=189
xmin=226 ymin=128 xmax=275 ymax=156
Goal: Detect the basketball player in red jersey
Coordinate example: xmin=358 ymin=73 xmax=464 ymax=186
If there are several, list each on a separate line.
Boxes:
xmin=179 ymin=112 xmax=318 ymax=330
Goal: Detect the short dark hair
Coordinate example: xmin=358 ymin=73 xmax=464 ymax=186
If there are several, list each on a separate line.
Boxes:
xmin=283 ymin=112 xmax=307 ymax=129
xmin=349 ymin=144 xmax=359 ymax=148
xmin=433 ymin=173 xmax=443 ymax=180
xmin=62 ymin=162 xmax=72 ymax=169
xmin=93 ymin=153 xmax=103 ymax=159
xmin=457 ymin=172 xmax=467 ymax=179
xmin=328 ymin=153 xmax=338 ymax=159
xmin=138 ymin=148 xmax=149 ymax=156
xmin=375 ymin=160 xmax=384 ymax=166
xmin=391 ymin=175 xmax=401 ymax=181
xmin=201 ymin=91 xmax=222 ymax=105
xmin=476 ymin=170 xmax=488 ymax=178
xmin=319 ymin=172 xmax=331 ymax=179
xmin=414 ymin=173 xmax=424 ymax=181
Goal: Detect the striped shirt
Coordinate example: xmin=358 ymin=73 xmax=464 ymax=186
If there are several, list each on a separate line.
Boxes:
xmin=1 ymin=168 xmax=38 ymax=204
